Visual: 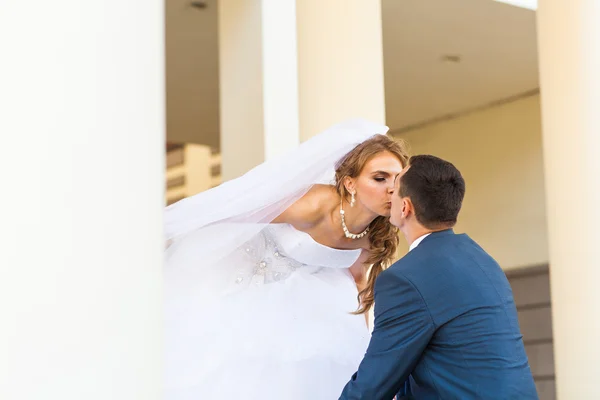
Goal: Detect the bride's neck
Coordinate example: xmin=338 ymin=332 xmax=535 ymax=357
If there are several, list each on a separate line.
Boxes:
xmin=332 ymin=196 xmax=376 ymax=236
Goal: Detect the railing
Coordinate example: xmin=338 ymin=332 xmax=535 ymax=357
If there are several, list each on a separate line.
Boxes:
xmin=165 ymin=143 xmax=221 ymax=205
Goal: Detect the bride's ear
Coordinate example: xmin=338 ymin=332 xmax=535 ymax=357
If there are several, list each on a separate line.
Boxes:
xmin=343 ymin=176 xmax=356 ymax=194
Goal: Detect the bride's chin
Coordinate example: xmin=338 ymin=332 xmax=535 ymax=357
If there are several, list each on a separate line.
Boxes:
xmin=379 ymin=209 xmax=392 ymax=218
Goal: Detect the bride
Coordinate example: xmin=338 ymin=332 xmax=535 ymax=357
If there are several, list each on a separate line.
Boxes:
xmin=164 ymin=119 xmax=409 ymax=399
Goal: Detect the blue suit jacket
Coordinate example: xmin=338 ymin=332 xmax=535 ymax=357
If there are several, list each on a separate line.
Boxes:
xmin=340 ymin=230 xmax=538 ymax=400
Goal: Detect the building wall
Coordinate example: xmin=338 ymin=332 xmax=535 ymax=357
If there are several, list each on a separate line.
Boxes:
xmin=393 ymin=94 xmax=548 ymax=270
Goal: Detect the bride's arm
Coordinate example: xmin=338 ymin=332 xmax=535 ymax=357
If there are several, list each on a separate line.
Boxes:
xmin=349 ymin=250 xmax=370 ymax=292
xmin=349 ymin=250 xmax=371 ymax=327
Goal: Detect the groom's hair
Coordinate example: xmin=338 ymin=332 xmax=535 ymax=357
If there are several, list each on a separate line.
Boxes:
xmin=399 ymin=155 xmax=465 ymax=229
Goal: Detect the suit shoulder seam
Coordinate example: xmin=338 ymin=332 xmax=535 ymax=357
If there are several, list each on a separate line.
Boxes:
xmin=395 ymin=270 xmax=438 ymax=329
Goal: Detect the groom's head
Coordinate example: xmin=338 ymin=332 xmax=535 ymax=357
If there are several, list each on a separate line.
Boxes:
xmin=390 ymin=155 xmax=465 ymax=231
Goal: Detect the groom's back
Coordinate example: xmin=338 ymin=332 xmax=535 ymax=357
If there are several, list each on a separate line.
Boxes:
xmin=394 ymin=231 xmax=538 ymax=399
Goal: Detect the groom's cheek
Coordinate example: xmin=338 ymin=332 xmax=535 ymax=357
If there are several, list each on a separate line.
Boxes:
xmin=390 ymin=212 xmax=399 ymax=228
xmin=389 ymin=203 xmax=400 ymax=226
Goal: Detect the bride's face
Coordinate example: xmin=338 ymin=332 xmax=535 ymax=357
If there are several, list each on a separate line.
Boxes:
xmin=352 ymin=151 xmax=404 ymax=217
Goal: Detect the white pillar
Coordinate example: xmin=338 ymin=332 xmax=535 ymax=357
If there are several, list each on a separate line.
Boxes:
xmin=219 ymin=0 xmax=387 ymax=179
xmin=219 ymin=0 xmax=301 ymax=180
xmin=536 ymin=1 xmax=600 ymax=398
xmin=0 ymin=1 xmax=163 ymax=399
xmin=296 ymin=0 xmax=387 ymax=140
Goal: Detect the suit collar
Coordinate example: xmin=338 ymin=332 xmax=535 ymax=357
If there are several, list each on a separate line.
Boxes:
xmin=420 ymin=228 xmax=455 ymax=245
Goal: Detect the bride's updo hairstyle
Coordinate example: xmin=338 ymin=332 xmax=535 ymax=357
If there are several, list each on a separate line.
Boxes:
xmin=334 ymin=134 xmax=410 ymax=314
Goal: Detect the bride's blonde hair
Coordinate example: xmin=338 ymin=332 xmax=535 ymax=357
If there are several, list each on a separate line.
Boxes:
xmin=334 ymin=134 xmax=410 ymax=314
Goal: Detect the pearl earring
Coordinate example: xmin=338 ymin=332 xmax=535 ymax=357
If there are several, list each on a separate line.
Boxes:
xmin=350 ymin=191 xmax=356 ymax=207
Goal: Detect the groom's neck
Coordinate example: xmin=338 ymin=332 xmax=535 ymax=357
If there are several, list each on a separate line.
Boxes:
xmin=402 ymin=223 xmax=433 ymax=249
xmin=403 ymin=222 xmax=455 ymax=248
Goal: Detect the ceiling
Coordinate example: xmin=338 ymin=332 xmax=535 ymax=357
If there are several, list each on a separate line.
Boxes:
xmin=165 ymin=0 xmax=539 ymax=146
xmin=382 ymin=0 xmax=538 ymax=133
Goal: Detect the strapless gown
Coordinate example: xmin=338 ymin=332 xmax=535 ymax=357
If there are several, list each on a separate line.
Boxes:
xmin=165 ymin=223 xmax=371 ymax=399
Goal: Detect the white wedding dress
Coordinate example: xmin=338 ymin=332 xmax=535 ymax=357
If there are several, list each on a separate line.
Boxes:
xmin=164 ymin=119 xmax=389 ymax=399
xmin=165 ymin=223 xmax=370 ymax=399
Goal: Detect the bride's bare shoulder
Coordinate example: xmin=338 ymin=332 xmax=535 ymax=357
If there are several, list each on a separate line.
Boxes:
xmin=272 ymin=184 xmax=338 ymax=228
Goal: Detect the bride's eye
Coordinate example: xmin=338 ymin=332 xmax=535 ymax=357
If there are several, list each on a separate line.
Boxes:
xmin=374 ymin=177 xmax=386 ymax=182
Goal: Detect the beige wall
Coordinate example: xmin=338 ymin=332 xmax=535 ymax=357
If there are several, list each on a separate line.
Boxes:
xmin=393 ymin=94 xmax=548 ymax=270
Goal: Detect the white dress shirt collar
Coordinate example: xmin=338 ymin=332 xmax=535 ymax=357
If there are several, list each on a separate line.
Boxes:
xmin=409 ymin=233 xmax=432 ymax=252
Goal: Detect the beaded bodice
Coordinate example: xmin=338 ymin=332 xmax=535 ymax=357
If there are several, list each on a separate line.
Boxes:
xmin=232 ymin=223 xmax=362 ymax=286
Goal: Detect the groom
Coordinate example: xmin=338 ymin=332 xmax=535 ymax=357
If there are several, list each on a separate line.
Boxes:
xmin=339 ymin=155 xmax=538 ymax=399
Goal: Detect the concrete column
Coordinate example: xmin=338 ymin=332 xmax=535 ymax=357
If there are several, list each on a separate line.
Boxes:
xmin=536 ymin=1 xmax=600 ymax=397
xmin=218 ymin=0 xmax=387 ymax=178
xmin=297 ymin=0 xmax=387 ymax=140
xmin=219 ymin=0 xmax=301 ymax=180
xmin=0 ymin=1 xmax=164 ymax=399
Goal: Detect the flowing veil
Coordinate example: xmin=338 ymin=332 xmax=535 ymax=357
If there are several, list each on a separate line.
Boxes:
xmin=164 ymin=119 xmax=389 ymax=266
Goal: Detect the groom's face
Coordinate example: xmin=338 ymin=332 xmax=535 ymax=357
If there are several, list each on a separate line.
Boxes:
xmin=389 ymin=166 xmax=409 ymax=228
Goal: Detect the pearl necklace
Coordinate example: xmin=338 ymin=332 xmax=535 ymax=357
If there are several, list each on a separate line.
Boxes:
xmin=339 ymin=202 xmax=370 ymax=240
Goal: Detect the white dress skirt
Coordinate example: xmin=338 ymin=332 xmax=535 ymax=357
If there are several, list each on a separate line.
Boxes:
xmin=165 ymin=223 xmax=371 ymax=399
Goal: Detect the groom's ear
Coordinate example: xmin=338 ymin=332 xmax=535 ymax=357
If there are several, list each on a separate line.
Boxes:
xmin=402 ymin=197 xmax=414 ymax=218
